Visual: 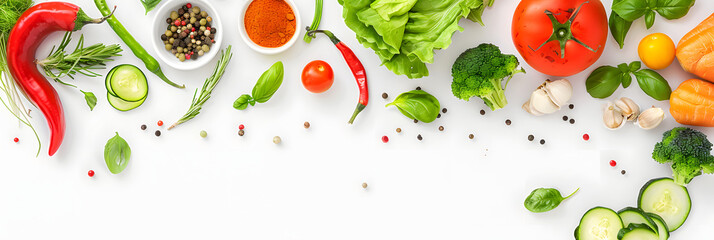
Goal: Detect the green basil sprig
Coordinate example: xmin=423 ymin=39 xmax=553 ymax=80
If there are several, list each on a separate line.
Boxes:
xmin=104 ymin=132 xmax=131 ymax=174
xmin=386 ymin=90 xmax=440 ymax=123
xmin=233 ymin=61 xmax=284 ymax=110
xmin=524 ymin=188 xmax=579 ymax=213
xmin=586 ymin=61 xmax=671 ymax=100
xmin=81 ymin=90 xmax=97 ymax=111
xmin=610 ymin=0 xmax=695 ymax=48
xmin=140 ymin=0 xmax=162 ymax=14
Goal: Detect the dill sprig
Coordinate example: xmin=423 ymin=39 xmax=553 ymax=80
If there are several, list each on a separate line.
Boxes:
xmin=36 ymin=32 xmax=123 ymax=85
xmin=0 ymin=0 xmax=33 ymax=35
xmin=169 ymin=45 xmax=233 ymax=130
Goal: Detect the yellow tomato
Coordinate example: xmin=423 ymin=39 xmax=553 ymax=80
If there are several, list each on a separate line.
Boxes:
xmin=638 ymin=33 xmax=676 ymax=70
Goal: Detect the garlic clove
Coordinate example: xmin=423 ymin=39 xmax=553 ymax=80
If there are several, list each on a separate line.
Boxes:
xmin=522 ymin=100 xmax=544 ymax=116
xmin=615 ymin=97 xmax=640 ymax=121
xmin=636 ymin=107 xmax=665 ymax=130
xmin=603 ymin=102 xmax=626 ymax=130
xmin=528 ymin=88 xmax=560 ymax=115
xmin=543 ymin=79 xmax=573 ymax=107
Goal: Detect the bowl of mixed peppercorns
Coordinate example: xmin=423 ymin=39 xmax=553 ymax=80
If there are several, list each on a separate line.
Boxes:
xmin=152 ymin=0 xmax=223 ymax=70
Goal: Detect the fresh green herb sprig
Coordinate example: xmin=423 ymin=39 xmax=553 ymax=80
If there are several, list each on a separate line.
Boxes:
xmin=37 ymin=32 xmax=122 ymax=83
xmin=0 ymin=0 xmax=33 ymax=35
xmin=524 ymin=188 xmax=579 ymax=213
xmin=104 ymin=132 xmax=131 ymax=174
xmin=303 ymin=0 xmax=323 ymax=43
xmin=170 ymin=45 xmax=233 ymax=130
xmin=233 ymin=61 xmax=284 ymax=110
xmin=140 ymin=0 xmax=162 ymax=14
xmin=386 ymin=90 xmax=441 ymax=123
xmin=586 ymin=61 xmax=672 ymax=101
xmin=610 ymin=0 xmax=695 ymax=48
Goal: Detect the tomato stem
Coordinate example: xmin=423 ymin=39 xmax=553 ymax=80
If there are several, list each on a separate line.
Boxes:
xmin=528 ymin=1 xmax=599 ymax=59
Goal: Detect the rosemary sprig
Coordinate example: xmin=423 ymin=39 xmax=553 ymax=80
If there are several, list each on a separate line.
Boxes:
xmin=169 ymin=45 xmax=233 ymax=130
xmin=37 ymin=32 xmax=122 ymax=84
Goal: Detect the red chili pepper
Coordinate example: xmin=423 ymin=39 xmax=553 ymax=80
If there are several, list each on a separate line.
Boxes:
xmin=6 ymin=2 xmax=111 ymax=156
xmin=307 ymin=29 xmax=368 ymax=124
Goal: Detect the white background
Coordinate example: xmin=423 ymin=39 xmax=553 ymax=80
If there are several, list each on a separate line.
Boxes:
xmin=1 ymin=0 xmax=714 ymax=239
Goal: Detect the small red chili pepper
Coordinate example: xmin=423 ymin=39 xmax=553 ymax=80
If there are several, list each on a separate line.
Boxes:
xmin=13 ymin=138 xmax=19 ymax=143
xmin=381 ymin=136 xmax=389 ymax=143
xmin=88 ymin=170 xmax=95 ymax=177
xmin=157 ymin=120 xmax=163 ymax=126
xmin=583 ymin=134 xmax=590 ymax=141
xmin=238 ymin=124 xmax=245 ymax=130
xmin=609 ymin=160 xmax=617 ymax=167
xmin=7 ymin=2 xmax=112 ymax=156
xmin=307 ymin=29 xmax=368 ymax=124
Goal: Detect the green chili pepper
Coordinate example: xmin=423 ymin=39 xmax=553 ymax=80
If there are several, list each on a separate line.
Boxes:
xmin=94 ymin=0 xmax=184 ymax=88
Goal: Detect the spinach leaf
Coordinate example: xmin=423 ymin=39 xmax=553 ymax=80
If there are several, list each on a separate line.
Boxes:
xmin=586 ymin=66 xmax=622 ymax=99
xmin=386 ymin=90 xmax=440 ymax=123
xmin=524 ymin=188 xmax=579 ymax=213
xmin=140 ymin=0 xmax=162 ymax=14
xmin=633 ymin=69 xmax=672 ymax=100
xmin=104 ymin=132 xmax=131 ymax=174
xmin=613 ymin=0 xmax=649 ymax=21
xmin=656 ymin=0 xmax=695 ymax=20
xmin=81 ymin=90 xmax=97 ymax=111
xmin=252 ymin=61 xmax=284 ymax=103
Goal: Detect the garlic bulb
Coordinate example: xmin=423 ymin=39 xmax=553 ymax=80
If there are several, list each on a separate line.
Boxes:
xmin=636 ymin=107 xmax=665 ymax=130
xmin=603 ymin=102 xmax=626 ymax=130
xmin=523 ymin=79 xmax=572 ymax=116
xmin=614 ymin=97 xmax=640 ymax=121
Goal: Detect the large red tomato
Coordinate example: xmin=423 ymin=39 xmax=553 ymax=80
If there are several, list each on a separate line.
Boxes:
xmin=512 ymin=0 xmax=608 ymax=77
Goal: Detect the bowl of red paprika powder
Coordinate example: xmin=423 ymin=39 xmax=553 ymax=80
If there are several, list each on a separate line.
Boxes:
xmin=152 ymin=0 xmax=224 ymax=70
xmin=238 ymin=0 xmax=301 ymax=54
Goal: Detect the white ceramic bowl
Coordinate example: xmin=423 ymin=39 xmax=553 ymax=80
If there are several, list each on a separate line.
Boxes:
xmin=237 ymin=0 xmax=301 ymax=55
xmin=152 ymin=0 xmax=223 ymax=70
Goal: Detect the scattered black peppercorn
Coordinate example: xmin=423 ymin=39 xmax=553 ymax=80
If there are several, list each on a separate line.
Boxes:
xmin=563 ymin=116 xmax=569 ymax=121
xmin=141 ymin=124 xmax=147 ymax=130
xmin=505 ymin=119 xmax=512 ymax=125
xmin=417 ymin=134 xmax=423 ymax=141
xmin=621 ymin=170 xmax=626 ymax=175
xmin=416 ymin=86 xmax=422 ymax=90
xmin=155 ymin=130 xmax=161 ymax=137
xmin=238 ymin=129 xmax=245 ymax=136
xmin=480 ymin=110 xmax=486 ymax=115
xmin=468 ymin=134 xmax=474 ymax=139
xmin=382 ymin=93 xmax=388 ymax=99
xmin=442 ymin=108 xmax=447 ymax=113
xmin=540 ymin=139 xmax=545 ymax=145
xmin=414 ymin=119 xmax=418 ymax=123
xmin=528 ymin=135 xmax=534 ymax=141
xmin=569 ymin=119 xmax=575 ymax=124
xmin=396 ymin=128 xmax=402 ymax=133
xmin=438 ymin=126 xmax=444 ymax=131
xmin=569 ymin=104 xmax=574 ymax=109
xmin=437 ymin=114 xmax=441 ymax=118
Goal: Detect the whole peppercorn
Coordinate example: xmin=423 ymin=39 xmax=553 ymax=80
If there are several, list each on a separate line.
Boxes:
xmin=442 ymin=108 xmax=447 ymax=113
xmin=141 ymin=124 xmax=147 ymax=130
xmin=413 ymin=119 xmax=418 ymax=123
xmin=417 ymin=134 xmax=423 ymax=141
xmin=438 ymin=126 xmax=444 ymax=131
xmin=480 ymin=110 xmax=486 ymax=115
xmin=396 ymin=128 xmax=402 ymax=133
xmin=304 ymin=121 xmax=310 ymax=129
xmin=539 ymin=139 xmax=545 ymax=145
xmin=382 ymin=93 xmax=388 ymax=99
xmin=273 ymin=136 xmax=282 ymax=144
xmin=155 ymin=130 xmax=162 ymax=137
xmin=362 ymin=182 xmax=368 ymax=189
xmin=238 ymin=129 xmax=245 ymax=136
xmin=528 ymin=135 xmax=534 ymax=141
xmin=468 ymin=134 xmax=474 ymax=139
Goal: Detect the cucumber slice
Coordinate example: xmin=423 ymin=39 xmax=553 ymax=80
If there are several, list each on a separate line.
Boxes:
xmin=576 ymin=207 xmax=623 ymax=240
xmin=107 ymin=92 xmax=145 ymax=111
xmin=618 ymin=207 xmax=657 ymax=233
xmin=646 ymin=213 xmax=669 ymax=240
xmin=618 ymin=224 xmax=659 ymax=240
xmin=105 ymin=66 xmax=119 ymax=97
xmin=638 ymin=178 xmax=691 ymax=231
xmin=108 ymin=64 xmax=148 ymax=102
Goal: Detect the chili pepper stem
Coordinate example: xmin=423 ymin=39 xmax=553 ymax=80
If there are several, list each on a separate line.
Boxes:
xmin=306 ymin=29 xmax=340 ymax=44
xmin=348 ymin=103 xmax=366 ymax=124
xmin=74 ymin=6 xmax=116 ymax=31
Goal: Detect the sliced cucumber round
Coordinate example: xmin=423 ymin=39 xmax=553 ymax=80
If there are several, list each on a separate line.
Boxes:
xmin=646 ymin=213 xmax=669 ymax=240
xmin=105 ymin=66 xmax=119 ymax=97
xmin=576 ymin=207 xmax=623 ymax=240
xmin=638 ymin=178 xmax=691 ymax=232
xmin=108 ymin=64 xmax=148 ymax=102
xmin=618 ymin=207 xmax=657 ymax=233
xmin=107 ymin=92 xmax=145 ymax=111
xmin=618 ymin=225 xmax=659 ymax=240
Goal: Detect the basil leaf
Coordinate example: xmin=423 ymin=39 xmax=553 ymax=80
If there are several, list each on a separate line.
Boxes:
xmin=386 ymin=90 xmax=440 ymax=123
xmin=81 ymin=90 xmax=97 ymax=111
xmin=586 ymin=66 xmax=622 ymax=99
xmin=633 ymin=69 xmax=672 ymax=101
xmin=645 ymin=10 xmax=656 ymax=29
xmin=617 ymin=63 xmax=630 ymax=73
xmin=655 ymin=0 xmax=695 ymax=20
xmin=621 ymin=72 xmax=633 ymax=88
xmin=613 ymin=0 xmax=649 ymax=21
xmin=233 ymin=94 xmax=255 ymax=110
xmin=104 ymin=132 xmax=131 ymax=174
xmin=524 ymin=188 xmax=579 ymax=213
xmin=140 ymin=0 xmax=162 ymax=14
xmin=609 ymin=0 xmax=633 ymax=48
xmin=252 ymin=61 xmax=284 ymax=103
xmin=629 ymin=61 xmax=642 ymax=72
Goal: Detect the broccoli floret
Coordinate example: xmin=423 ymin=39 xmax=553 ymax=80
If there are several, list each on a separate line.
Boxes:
xmin=653 ymin=127 xmax=714 ymax=185
xmin=451 ymin=43 xmax=524 ymax=111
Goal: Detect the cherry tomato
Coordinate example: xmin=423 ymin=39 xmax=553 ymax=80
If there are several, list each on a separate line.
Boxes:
xmin=638 ymin=33 xmax=676 ymax=70
xmin=512 ymin=0 xmax=608 ymax=76
xmin=302 ymin=60 xmax=334 ymax=93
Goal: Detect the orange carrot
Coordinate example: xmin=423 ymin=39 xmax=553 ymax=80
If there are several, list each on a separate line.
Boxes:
xmin=670 ymin=79 xmax=714 ymax=127
xmin=676 ymin=13 xmax=714 ymax=83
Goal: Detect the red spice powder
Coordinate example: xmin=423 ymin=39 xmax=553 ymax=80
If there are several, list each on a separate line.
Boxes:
xmin=244 ymin=0 xmax=296 ymax=48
